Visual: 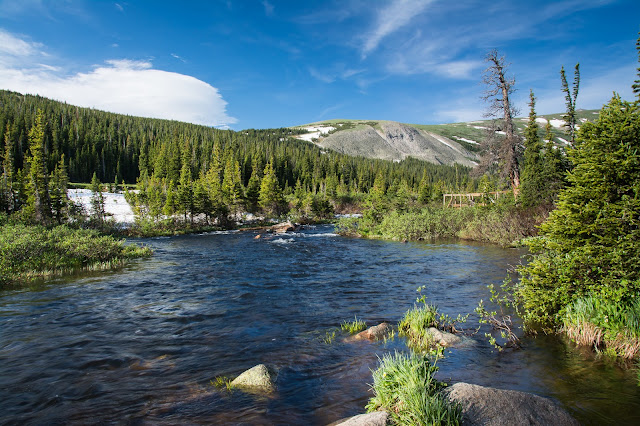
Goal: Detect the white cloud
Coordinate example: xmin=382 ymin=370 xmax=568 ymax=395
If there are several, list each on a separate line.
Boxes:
xmin=362 ymin=0 xmax=434 ymax=57
xmin=0 ymin=29 xmax=236 ymax=128
xmin=115 ymin=3 xmax=124 ymax=12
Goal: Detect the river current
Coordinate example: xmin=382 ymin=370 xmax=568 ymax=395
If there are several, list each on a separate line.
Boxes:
xmin=1 ymin=225 xmax=638 ymax=424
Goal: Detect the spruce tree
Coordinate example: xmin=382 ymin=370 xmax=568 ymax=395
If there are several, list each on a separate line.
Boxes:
xmin=49 ymin=155 xmax=69 ymax=224
xmin=259 ymin=160 xmax=286 ymax=216
xmin=519 ymin=90 xmax=546 ymax=207
xmin=517 ymin=95 xmax=640 ymax=327
xmin=560 ymin=63 xmax=580 ymax=147
xmin=90 ymin=172 xmax=106 ymax=226
xmin=1 ymin=124 xmax=15 ymax=213
xmin=26 ymin=110 xmax=50 ymax=223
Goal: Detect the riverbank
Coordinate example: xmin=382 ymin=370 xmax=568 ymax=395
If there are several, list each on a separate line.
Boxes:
xmin=336 ymin=205 xmax=548 ymax=247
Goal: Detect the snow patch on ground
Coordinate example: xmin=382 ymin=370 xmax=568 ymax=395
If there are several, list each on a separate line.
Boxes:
xmin=294 ymin=125 xmax=336 ymax=142
xmin=536 ymin=118 xmax=565 ymax=128
xmin=557 ymin=137 xmax=569 ymax=145
xmin=452 ymin=136 xmax=478 ymax=145
xmin=472 ymin=125 xmax=489 ymax=130
xmin=67 ymin=189 xmax=136 ymax=224
xmin=429 ymin=132 xmax=462 ymax=154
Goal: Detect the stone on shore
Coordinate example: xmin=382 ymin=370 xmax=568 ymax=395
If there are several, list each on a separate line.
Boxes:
xmin=230 ymin=364 xmax=274 ymax=391
xmin=444 ymin=382 xmax=579 ymax=426
xmin=331 ymin=411 xmax=389 ymax=426
xmin=352 ymin=323 xmax=392 ymax=341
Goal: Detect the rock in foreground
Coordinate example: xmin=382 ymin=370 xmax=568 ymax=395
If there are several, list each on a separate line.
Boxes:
xmin=331 ymin=411 xmax=389 ymax=426
xmin=445 ymin=382 xmax=579 ymax=426
xmin=230 ymin=364 xmax=274 ymax=391
xmin=271 ymin=221 xmax=299 ymax=233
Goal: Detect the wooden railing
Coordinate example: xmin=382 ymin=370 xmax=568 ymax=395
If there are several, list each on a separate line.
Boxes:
xmin=443 ymin=190 xmax=511 ymax=208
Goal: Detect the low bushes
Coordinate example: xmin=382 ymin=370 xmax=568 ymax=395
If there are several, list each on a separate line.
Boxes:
xmin=0 ymin=223 xmax=151 ymax=287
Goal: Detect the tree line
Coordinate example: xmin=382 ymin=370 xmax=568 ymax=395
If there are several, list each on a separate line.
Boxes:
xmin=0 ymin=90 xmax=472 ymax=225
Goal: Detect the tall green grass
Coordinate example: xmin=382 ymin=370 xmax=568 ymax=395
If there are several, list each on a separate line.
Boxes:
xmin=563 ymin=296 xmax=640 ymax=359
xmin=341 ymin=316 xmax=367 ymax=334
xmin=366 ymin=352 xmax=461 ymax=425
xmin=0 ymin=223 xmax=151 ymax=287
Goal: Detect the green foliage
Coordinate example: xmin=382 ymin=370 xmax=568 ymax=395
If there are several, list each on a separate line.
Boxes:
xmin=340 ymin=316 xmax=367 ymax=334
xmin=259 ymin=160 xmax=286 ymax=216
xmin=519 ymin=91 xmax=547 ymax=208
xmin=563 ymin=296 xmax=640 ymax=359
xmin=633 ymin=30 xmax=640 ymax=99
xmin=366 ymin=352 xmax=461 ymax=426
xmin=517 ymin=95 xmax=640 ymax=329
xmin=399 ymin=287 xmax=468 ymax=353
xmin=0 ymin=223 xmax=151 ymax=287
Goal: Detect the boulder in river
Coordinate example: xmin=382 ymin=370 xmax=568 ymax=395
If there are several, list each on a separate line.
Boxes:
xmin=331 ymin=411 xmax=389 ymax=426
xmin=352 ymin=323 xmax=392 ymax=341
xmin=271 ymin=221 xmax=299 ymax=233
xmin=427 ymin=327 xmax=462 ymax=347
xmin=230 ymin=364 xmax=274 ymax=392
xmin=444 ymin=382 xmax=579 ymax=426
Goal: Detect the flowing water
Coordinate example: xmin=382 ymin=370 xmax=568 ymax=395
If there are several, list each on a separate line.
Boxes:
xmin=1 ymin=225 xmax=638 ymax=425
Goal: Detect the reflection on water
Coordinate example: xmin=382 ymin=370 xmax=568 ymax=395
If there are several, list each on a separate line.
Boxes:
xmin=0 ymin=225 xmax=638 ymax=424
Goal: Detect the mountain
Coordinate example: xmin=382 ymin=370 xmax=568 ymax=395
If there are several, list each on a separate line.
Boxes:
xmin=292 ymin=110 xmax=599 ymax=166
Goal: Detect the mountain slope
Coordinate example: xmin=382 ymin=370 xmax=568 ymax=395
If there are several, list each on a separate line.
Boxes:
xmin=294 ymin=120 xmax=479 ymax=167
xmin=293 ymin=110 xmax=599 ymax=167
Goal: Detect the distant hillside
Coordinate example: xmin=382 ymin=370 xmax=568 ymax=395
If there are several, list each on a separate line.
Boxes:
xmin=292 ymin=110 xmax=599 ymax=166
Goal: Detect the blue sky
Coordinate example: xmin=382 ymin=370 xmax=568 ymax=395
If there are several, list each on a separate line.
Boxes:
xmin=0 ymin=0 xmax=638 ymax=130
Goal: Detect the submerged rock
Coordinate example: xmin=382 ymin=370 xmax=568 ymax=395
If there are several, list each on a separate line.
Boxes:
xmin=331 ymin=411 xmax=389 ymax=426
xmin=427 ymin=327 xmax=462 ymax=347
xmin=230 ymin=364 xmax=274 ymax=391
xmin=352 ymin=323 xmax=392 ymax=341
xmin=444 ymin=382 xmax=579 ymax=426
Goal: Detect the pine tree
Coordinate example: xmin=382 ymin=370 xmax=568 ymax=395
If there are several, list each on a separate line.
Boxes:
xmin=259 ymin=160 xmax=286 ymax=216
xmin=1 ymin=124 xmax=15 ymax=213
xmin=560 ymin=63 xmax=580 ymax=147
xmin=222 ymin=157 xmax=244 ymax=215
xmin=163 ymin=181 xmax=177 ymax=218
xmin=26 ymin=110 xmax=50 ymax=223
xmin=49 ymin=155 xmax=69 ymax=224
xmin=90 ymin=172 xmax=106 ymax=226
xmin=519 ymin=90 xmax=546 ymax=207
xmin=518 ymin=95 xmax=640 ymax=326
xmin=245 ymin=157 xmax=262 ymax=213
xmin=541 ymin=121 xmax=566 ymax=204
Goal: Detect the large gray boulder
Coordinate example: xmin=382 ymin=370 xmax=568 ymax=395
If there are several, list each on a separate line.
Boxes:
xmin=331 ymin=411 xmax=389 ymax=426
xmin=427 ymin=327 xmax=462 ymax=347
xmin=444 ymin=382 xmax=579 ymax=426
xmin=230 ymin=364 xmax=274 ymax=391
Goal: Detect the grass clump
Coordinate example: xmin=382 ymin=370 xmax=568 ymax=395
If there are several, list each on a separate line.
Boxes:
xmin=341 ymin=316 xmax=367 ymax=334
xmin=211 ymin=376 xmax=234 ymax=391
xmin=562 ymin=296 xmax=640 ymax=359
xmin=398 ymin=287 xmax=468 ymax=353
xmin=0 ymin=223 xmax=151 ymax=288
xmin=366 ymin=352 xmax=461 ymax=425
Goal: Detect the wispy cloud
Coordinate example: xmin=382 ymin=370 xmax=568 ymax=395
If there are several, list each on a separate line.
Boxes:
xmin=361 ymin=0 xmax=434 ymax=57
xmin=309 ymin=64 xmax=365 ymax=83
xmin=261 ymin=0 xmax=274 ymax=17
xmin=171 ymin=53 xmax=187 ymax=63
xmin=114 ymin=3 xmax=124 ymax=13
xmin=0 ymin=29 xmax=236 ymax=127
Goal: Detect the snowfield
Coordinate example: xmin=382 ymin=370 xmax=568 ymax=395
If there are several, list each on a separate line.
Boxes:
xmin=67 ymin=189 xmax=136 ymax=224
xmin=294 ymin=125 xmax=336 ymax=142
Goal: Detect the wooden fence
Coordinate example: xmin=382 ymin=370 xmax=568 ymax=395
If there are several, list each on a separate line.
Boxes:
xmin=443 ymin=190 xmax=512 ymax=208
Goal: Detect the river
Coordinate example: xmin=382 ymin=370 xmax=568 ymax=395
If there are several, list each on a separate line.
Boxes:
xmin=1 ymin=225 xmax=638 ymax=424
